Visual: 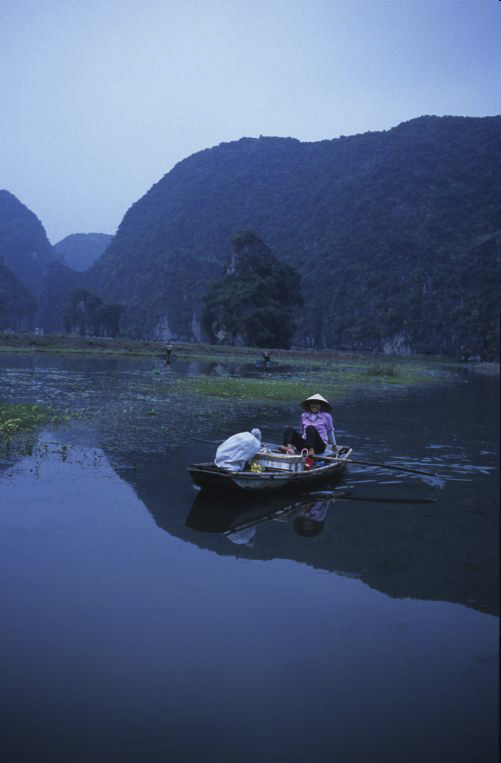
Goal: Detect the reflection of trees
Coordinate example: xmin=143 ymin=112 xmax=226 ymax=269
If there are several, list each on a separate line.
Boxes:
xmin=116 ymin=451 xmax=498 ymax=616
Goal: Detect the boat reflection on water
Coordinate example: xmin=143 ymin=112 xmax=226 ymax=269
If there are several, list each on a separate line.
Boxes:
xmin=292 ymin=500 xmax=328 ymax=537
xmin=93 ymin=440 xmax=496 ymax=616
xmin=185 ymin=490 xmax=340 ymax=548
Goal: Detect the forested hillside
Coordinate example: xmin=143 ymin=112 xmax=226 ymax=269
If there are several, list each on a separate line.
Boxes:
xmin=85 ymin=115 xmax=500 ymax=359
xmin=0 ymin=190 xmax=57 ymax=295
xmin=38 ymin=261 xmax=85 ymax=333
xmin=0 ymin=260 xmax=36 ymax=331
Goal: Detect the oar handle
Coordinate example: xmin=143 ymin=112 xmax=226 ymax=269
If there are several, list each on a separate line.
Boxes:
xmin=349 ymin=458 xmax=435 ymax=477
xmin=314 ymin=454 xmax=436 ymax=478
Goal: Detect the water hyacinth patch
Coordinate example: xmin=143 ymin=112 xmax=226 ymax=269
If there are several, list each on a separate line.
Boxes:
xmin=0 ymin=402 xmax=66 ymax=451
xmin=168 ymin=362 xmax=435 ymax=405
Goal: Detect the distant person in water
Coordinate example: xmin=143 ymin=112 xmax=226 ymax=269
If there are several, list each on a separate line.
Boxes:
xmin=282 ymin=393 xmax=336 ymax=456
xmin=262 ymin=351 xmax=272 ymax=365
xmin=164 ymin=343 xmax=173 ymax=363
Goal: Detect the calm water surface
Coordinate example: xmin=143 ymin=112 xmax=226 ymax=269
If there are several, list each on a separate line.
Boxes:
xmin=0 ymin=354 xmax=498 ymax=762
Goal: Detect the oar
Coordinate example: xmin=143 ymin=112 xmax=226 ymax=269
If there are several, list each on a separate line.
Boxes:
xmin=315 ymin=454 xmax=437 ymax=478
xmin=223 ymin=493 xmax=353 ymax=536
xmin=191 ymin=437 xmax=222 ymax=445
xmin=310 ymin=490 xmax=439 ymax=504
xmin=223 ymin=487 xmax=438 ymax=538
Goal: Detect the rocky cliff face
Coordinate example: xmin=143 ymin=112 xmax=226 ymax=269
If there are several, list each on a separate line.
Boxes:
xmin=82 ymin=115 xmax=500 ymax=359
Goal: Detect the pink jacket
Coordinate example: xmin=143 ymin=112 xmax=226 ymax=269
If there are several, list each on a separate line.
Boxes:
xmin=300 ymin=411 xmax=336 ymax=445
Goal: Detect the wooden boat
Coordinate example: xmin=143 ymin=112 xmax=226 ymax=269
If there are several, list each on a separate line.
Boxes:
xmin=188 ymin=446 xmax=352 ymax=494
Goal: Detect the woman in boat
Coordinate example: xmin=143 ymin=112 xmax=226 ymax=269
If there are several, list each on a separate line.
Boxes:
xmin=282 ymin=393 xmax=336 ymax=457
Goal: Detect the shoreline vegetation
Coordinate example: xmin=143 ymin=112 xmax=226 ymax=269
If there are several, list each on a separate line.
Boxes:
xmin=0 ymin=332 xmax=498 ymax=372
xmin=0 ymin=332 xmax=497 ymax=447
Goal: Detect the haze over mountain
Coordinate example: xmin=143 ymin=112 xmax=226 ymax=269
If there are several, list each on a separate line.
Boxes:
xmin=84 ymin=115 xmax=500 ymax=359
xmin=54 ymin=233 xmax=113 ymax=272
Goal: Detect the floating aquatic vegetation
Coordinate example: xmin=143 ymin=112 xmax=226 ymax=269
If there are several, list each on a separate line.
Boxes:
xmin=167 ymin=362 xmax=435 ymax=405
xmin=0 ymin=402 xmax=60 ymax=437
xmin=0 ymin=401 xmax=69 ymax=458
xmin=0 ymin=348 xmax=450 ymax=476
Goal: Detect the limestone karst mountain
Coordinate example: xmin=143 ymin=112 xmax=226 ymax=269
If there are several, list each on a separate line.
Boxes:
xmin=84 ymin=115 xmax=500 ymax=359
xmin=0 ymin=190 xmax=57 ymax=296
xmin=4 ymin=116 xmax=500 ymax=358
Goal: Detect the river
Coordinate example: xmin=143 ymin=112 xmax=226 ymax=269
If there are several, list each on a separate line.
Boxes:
xmin=0 ymin=353 xmax=498 ymax=762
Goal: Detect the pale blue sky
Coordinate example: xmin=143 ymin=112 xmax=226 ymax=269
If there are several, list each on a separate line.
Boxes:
xmin=0 ymin=0 xmax=499 ymax=242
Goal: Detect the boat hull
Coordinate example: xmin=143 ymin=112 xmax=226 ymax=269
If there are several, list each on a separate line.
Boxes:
xmin=188 ymin=450 xmax=351 ymax=494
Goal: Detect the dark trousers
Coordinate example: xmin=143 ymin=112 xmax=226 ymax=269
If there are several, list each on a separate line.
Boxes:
xmin=283 ymin=425 xmax=326 ymax=454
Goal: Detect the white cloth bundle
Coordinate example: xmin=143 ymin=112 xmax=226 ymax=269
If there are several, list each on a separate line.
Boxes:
xmin=214 ymin=428 xmax=262 ymax=472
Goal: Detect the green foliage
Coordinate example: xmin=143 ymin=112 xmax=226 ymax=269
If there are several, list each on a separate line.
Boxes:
xmin=39 ymin=261 xmax=84 ymax=333
xmin=201 ymin=231 xmax=302 ymax=348
xmin=0 ymin=402 xmax=66 ymax=455
xmin=63 ymin=289 xmax=123 ymax=337
xmin=169 ymin=360 xmax=435 ymax=405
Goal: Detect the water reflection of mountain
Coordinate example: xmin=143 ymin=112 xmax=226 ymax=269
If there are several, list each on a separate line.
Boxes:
xmin=117 ymin=451 xmax=498 ymax=617
xmin=1 ymin=352 xmax=497 ymax=618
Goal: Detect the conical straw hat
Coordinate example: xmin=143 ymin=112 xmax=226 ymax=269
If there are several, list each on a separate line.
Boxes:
xmin=301 ymin=393 xmax=332 ymax=412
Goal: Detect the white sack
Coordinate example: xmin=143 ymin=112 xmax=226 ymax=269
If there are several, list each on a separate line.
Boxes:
xmin=226 ymin=526 xmax=257 ymax=547
xmin=215 ymin=429 xmax=261 ymax=472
